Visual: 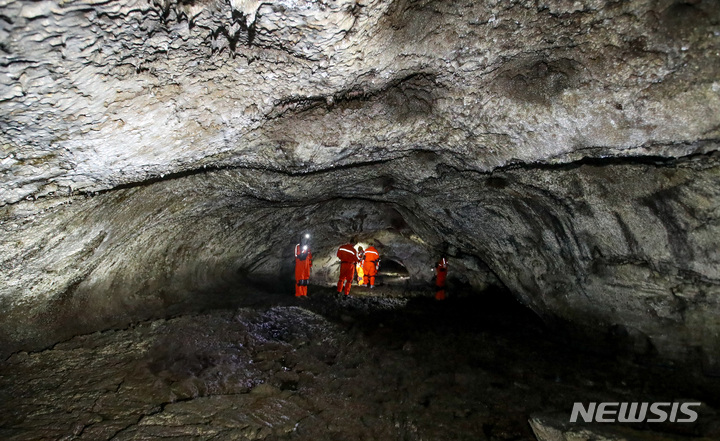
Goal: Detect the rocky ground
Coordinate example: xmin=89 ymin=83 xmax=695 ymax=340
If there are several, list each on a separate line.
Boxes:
xmin=2 ymin=285 xmax=720 ymax=441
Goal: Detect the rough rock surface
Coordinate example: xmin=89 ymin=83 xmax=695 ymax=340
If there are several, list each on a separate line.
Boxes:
xmin=2 ymin=150 xmax=719 ymax=362
xmin=1 ymin=0 xmax=720 ymax=364
xmin=529 ymin=413 xmax=717 ymax=441
xmin=2 ymin=293 xmax=719 ymax=441
xmin=2 ymin=0 xmax=719 ymax=203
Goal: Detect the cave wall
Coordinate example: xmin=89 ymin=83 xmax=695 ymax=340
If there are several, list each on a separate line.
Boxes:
xmin=0 ymin=166 xmax=453 ymax=355
xmin=2 ymin=152 xmax=719 ymax=363
xmin=398 ymin=153 xmax=720 ymax=362
xmin=2 ymin=0 xmax=720 ymax=363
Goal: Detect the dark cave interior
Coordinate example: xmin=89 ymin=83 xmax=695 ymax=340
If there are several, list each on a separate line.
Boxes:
xmin=2 ymin=0 xmax=720 ymax=439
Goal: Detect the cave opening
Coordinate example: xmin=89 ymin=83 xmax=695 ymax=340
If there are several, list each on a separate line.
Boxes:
xmin=376 ymin=257 xmax=410 ymax=285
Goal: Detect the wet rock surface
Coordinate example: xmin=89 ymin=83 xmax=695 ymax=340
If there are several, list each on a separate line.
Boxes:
xmin=2 ymin=289 xmax=719 ymax=441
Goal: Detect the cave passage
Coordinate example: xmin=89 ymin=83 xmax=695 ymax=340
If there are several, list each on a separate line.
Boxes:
xmin=376 ymin=258 xmax=410 ymax=279
xmin=365 ymin=257 xmax=411 ymax=287
xmin=3 ymin=0 xmax=720 ymax=439
xmin=3 ymin=287 xmax=718 ymax=441
xmin=2 ymin=155 xmax=720 ymax=440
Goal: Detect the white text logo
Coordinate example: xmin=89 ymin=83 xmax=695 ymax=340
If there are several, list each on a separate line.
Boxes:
xmin=570 ymin=402 xmax=700 ymax=423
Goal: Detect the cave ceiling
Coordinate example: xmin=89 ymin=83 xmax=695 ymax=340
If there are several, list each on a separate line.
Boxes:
xmin=1 ymin=0 xmax=718 ymax=204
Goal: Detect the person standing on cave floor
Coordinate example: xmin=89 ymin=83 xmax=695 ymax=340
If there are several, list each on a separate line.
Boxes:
xmin=336 ymin=241 xmax=359 ymax=296
xmin=294 ymin=241 xmax=313 ymax=298
xmin=363 ymin=245 xmax=380 ymax=289
xmin=356 ymin=246 xmax=366 ymax=286
xmin=433 ymin=257 xmax=448 ymax=300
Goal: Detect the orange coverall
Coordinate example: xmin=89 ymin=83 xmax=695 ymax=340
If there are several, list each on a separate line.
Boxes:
xmin=295 ymin=244 xmax=312 ymax=297
xmin=435 ymin=257 xmax=448 ymax=300
xmin=336 ymin=243 xmax=358 ymax=295
xmin=363 ymin=246 xmax=379 ymax=288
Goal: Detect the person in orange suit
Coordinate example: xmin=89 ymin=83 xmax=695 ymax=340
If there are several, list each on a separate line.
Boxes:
xmin=336 ymin=242 xmax=358 ymax=295
xmin=363 ymin=245 xmax=380 ymax=288
xmin=294 ymin=243 xmax=312 ymax=298
xmin=434 ymin=257 xmax=448 ymax=300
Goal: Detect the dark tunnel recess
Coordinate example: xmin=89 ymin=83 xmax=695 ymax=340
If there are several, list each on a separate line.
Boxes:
xmin=1 ymin=152 xmax=720 ymax=371
xmin=376 ymin=258 xmax=410 ymax=282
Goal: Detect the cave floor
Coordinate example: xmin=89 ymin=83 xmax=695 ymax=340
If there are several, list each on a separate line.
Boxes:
xmin=1 ymin=286 xmax=720 ymax=441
